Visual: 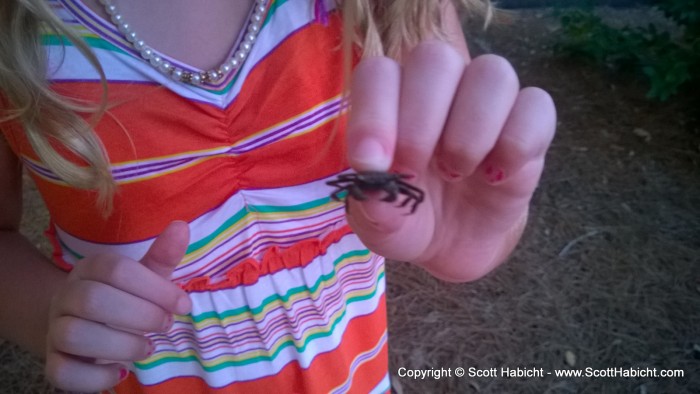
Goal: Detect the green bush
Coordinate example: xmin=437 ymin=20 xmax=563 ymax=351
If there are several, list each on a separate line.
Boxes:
xmin=555 ymin=0 xmax=700 ymax=102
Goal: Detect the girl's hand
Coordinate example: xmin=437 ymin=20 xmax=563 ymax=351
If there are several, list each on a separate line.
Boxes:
xmin=346 ymin=41 xmax=556 ymax=282
xmin=44 ymin=221 xmax=192 ymax=392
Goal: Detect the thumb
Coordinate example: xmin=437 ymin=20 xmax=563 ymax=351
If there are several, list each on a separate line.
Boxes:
xmin=140 ymin=221 xmax=190 ymax=279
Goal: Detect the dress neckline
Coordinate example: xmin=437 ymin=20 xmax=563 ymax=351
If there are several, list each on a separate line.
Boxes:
xmin=58 ymin=0 xmax=266 ymax=91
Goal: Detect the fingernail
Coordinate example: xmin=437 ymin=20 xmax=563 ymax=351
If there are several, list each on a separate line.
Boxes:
xmin=484 ymin=165 xmax=506 ymax=184
xmin=162 ymin=314 xmax=174 ymax=331
xmin=119 ymin=367 xmax=129 ymax=381
xmin=437 ymin=160 xmax=462 ymax=181
xmin=145 ymin=339 xmax=156 ymax=358
xmin=351 ymin=139 xmax=389 ymax=170
xmin=175 ymin=294 xmax=191 ymax=315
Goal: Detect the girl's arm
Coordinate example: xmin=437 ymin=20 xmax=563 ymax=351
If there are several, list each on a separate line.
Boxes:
xmin=0 ymin=134 xmax=194 ymax=391
xmin=0 ymin=134 xmax=65 ymax=357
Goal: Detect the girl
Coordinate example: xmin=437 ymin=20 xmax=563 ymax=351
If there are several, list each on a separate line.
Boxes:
xmin=0 ymin=0 xmax=556 ymax=392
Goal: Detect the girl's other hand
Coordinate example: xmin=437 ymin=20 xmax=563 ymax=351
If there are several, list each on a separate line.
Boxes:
xmin=346 ymin=41 xmax=556 ymax=282
xmin=44 ymin=221 xmax=192 ymax=392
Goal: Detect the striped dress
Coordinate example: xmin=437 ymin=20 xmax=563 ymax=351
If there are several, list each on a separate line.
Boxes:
xmin=1 ymin=0 xmax=390 ymax=392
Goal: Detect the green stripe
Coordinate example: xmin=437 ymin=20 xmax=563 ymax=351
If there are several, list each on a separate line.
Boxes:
xmin=42 ymin=33 xmax=128 ymax=54
xmin=58 ymin=238 xmax=83 ymax=260
xmin=186 ymin=194 xmax=341 ymax=254
xmin=189 ymin=248 xmax=369 ymax=323
xmin=135 ymin=270 xmax=384 ymax=371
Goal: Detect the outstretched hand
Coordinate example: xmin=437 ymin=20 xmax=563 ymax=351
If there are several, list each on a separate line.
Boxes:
xmin=345 ymin=41 xmax=556 ymax=282
xmin=45 ymin=221 xmax=192 ymax=392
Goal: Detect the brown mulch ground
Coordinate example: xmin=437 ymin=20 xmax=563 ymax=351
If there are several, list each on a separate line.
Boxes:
xmin=2 ymin=7 xmax=699 ymax=394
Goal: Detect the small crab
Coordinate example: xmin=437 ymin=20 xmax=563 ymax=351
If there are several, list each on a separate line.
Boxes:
xmin=326 ymin=171 xmax=425 ymax=214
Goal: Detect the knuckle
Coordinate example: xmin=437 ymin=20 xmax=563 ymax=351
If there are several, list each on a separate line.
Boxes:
xmin=49 ymin=316 xmax=83 ymax=352
xmin=500 ymin=134 xmax=535 ymax=160
xmin=100 ymin=256 xmax=133 ymax=284
xmin=72 ymin=282 xmax=106 ymax=318
xmin=440 ymin=142 xmax=482 ymax=171
xmin=74 ymin=252 xmax=123 ymax=278
xmin=44 ymin=354 xmax=74 ymax=390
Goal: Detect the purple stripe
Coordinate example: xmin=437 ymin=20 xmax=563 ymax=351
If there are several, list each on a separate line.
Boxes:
xmin=50 ymin=78 xmax=158 ymax=86
xmin=332 ymin=334 xmax=387 ymax=394
xmin=111 ymin=157 xmax=195 ymax=180
xmin=23 ymin=159 xmax=62 ymax=181
xmin=232 ymin=99 xmax=343 ymax=153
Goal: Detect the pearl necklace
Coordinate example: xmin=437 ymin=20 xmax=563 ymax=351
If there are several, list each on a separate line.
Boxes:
xmin=98 ymin=0 xmax=269 ymax=86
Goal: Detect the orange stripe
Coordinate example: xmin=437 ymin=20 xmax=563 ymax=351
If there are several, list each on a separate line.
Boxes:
xmin=113 ymin=294 xmax=388 ymax=394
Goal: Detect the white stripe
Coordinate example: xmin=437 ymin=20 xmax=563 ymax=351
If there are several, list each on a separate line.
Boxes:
xmin=369 ymin=373 xmax=392 ymax=394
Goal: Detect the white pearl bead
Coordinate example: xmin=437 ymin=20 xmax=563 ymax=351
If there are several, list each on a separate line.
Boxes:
xmin=111 ymin=14 xmax=123 ymax=24
xmin=242 ymin=42 xmax=252 ymax=53
xmin=190 ymin=74 xmax=202 ymax=84
xmin=252 ymin=14 xmax=263 ymax=23
xmin=172 ymin=69 xmax=183 ymax=80
xmin=140 ymin=47 xmax=153 ymax=60
xmin=248 ymin=23 xmax=260 ymax=34
xmin=208 ymin=71 xmax=220 ymax=81
xmin=105 ymin=5 xmax=117 ymax=15
xmin=125 ymin=31 xmax=138 ymax=42
xmin=230 ymin=58 xmax=240 ymax=68
xmin=149 ymin=55 xmax=162 ymax=67
xmin=118 ymin=22 xmax=130 ymax=35
xmin=235 ymin=50 xmax=247 ymax=61
xmin=159 ymin=61 xmax=172 ymax=73
xmin=245 ymin=33 xmax=256 ymax=44
xmin=133 ymin=39 xmax=146 ymax=50
xmin=221 ymin=63 xmax=232 ymax=73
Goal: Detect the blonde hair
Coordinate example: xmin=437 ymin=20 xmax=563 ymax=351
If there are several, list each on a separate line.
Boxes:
xmin=0 ymin=0 xmax=491 ymax=215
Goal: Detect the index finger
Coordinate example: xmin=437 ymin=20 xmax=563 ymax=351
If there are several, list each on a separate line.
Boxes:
xmin=346 ymin=56 xmax=400 ymax=172
xmin=72 ymin=255 xmax=191 ymax=315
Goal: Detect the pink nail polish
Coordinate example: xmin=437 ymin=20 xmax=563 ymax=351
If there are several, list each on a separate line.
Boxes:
xmin=119 ymin=367 xmax=129 ymax=381
xmin=162 ymin=314 xmax=174 ymax=331
xmin=437 ymin=160 xmax=462 ymax=181
xmin=485 ymin=165 xmax=506 ymax=184
xmin=146 ymin=340 xmax=156 ymax=357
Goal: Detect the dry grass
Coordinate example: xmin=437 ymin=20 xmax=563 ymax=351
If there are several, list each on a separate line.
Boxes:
xmin=2 ymin=7 xmax=699 ymax=394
